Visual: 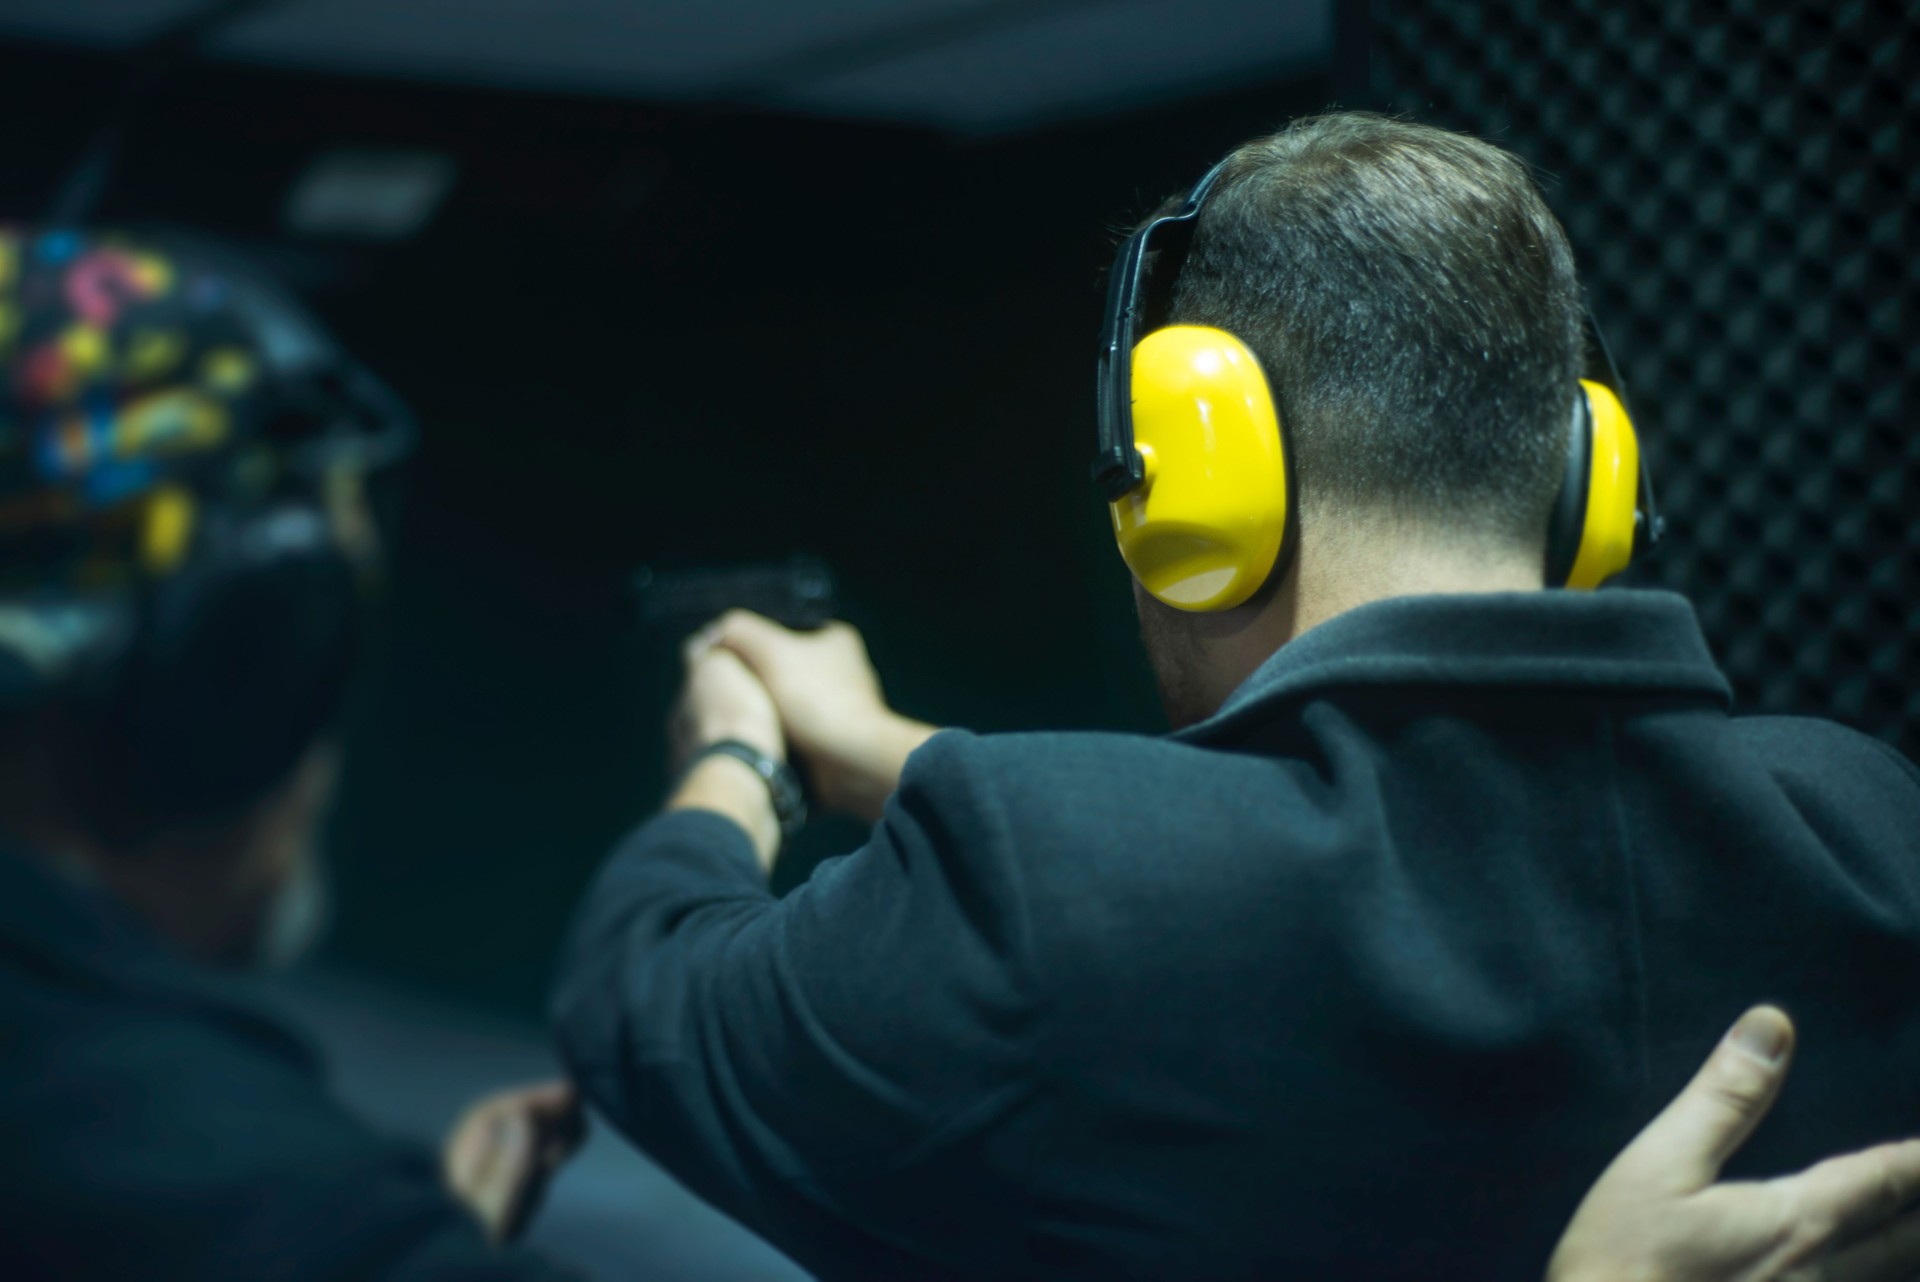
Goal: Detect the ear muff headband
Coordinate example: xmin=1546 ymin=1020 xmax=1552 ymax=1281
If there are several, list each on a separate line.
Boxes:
xmin=1095 ymin=158 xmax=1233 ymax=501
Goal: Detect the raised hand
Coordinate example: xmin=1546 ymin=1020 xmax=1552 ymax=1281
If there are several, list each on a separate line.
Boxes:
xmin=703 ymin=611 xmax=935 ymax=821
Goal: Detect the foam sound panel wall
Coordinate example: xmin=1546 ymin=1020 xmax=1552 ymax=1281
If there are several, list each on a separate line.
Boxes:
xmin=1369 ymin=0 xmax=1916 ymax=751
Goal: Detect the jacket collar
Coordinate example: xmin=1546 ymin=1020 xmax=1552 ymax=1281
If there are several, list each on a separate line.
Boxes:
xmin=1175 ymin=589 xmax=1730 ymax=744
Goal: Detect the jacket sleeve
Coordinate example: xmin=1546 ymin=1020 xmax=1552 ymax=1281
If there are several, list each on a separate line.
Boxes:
xmin=550 ymin=730 xmax=1044 ymax=1280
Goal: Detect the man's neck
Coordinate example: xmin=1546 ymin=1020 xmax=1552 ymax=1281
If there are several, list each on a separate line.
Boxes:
xmin=1288 ymin=537 xmax=1546 ymax=639
xmin=1171 ymin=528 xmax=1546 ymax=726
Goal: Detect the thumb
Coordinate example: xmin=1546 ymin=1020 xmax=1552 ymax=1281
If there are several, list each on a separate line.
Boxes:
xmin=711 ymin=610 xmax=790 ymax=673
xmin=1612 ymin=1005 xmax=1796 ymax=1193
xmin=463 ymin=1110 xmax=534 ymax=1243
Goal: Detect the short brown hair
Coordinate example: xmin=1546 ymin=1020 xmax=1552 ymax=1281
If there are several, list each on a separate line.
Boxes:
xmin=1151 ymin=113 xmax=1584 ymax=550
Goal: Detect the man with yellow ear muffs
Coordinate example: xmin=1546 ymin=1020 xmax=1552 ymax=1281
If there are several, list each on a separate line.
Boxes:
xmin=553 ymin=114 xmax=1920 ymax=1282
xmin=1095 ymin=155 xmax=1662 ymax=613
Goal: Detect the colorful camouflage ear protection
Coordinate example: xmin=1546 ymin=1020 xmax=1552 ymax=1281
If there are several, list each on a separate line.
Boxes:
xmin=1094 ymin=159 xmax=1663 ymax=612
xmin=0 ymin=228 xmax=414 ymax=818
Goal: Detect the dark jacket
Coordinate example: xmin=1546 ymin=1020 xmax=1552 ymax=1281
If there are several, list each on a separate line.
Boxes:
xmin=0 ymin=845 xmax=574 ymax=1282
xmin=553 ymin=589 xmax=1920 ymax=1281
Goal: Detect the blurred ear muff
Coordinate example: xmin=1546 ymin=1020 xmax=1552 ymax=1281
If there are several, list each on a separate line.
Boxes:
xmin=94 ymin=503 xmax=360 ymax=824
xmin=1110 ymin=325 xmax=1289 ymax=612
xmin=139 ymin=484 xmax=197 ymax=576
xmin=1545 ymin=379 xmax=1642 ymax=590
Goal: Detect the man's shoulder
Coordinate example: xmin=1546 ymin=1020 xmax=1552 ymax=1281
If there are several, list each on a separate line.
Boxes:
xmin=901 ymin=726 xmax=1302 ymax=829
xmin=1725 ymin=713 xmax=1920 ymax=844
xmin=1731 ymin=713 xmax=1919 ymax=781
xmin=1729 ymin=713 xmax=1920 ymax=804
xmin=895 ymin=727 xmax=1329 ymax=901
xmin=906 ymin=724 xmax=1267 ymax=785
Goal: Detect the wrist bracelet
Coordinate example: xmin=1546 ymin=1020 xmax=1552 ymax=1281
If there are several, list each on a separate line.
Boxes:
xmin=687 ymin=740 xmax=807 ymax=842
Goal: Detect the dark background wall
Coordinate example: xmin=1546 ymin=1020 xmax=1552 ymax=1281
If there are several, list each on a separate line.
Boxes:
xmin=1372 ymin=0 xmax=1917 ymax=758
xmin=0 ymin=42 xmax=1332 ymax=1014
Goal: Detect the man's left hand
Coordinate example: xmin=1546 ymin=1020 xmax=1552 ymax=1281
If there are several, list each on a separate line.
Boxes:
xmin=672 ymin=637 xmax=785 ymax=771
xmin=704 ymin=611 xmax=935 ymax=822
xmin=667 ymin=638 xmax=789 ymax=868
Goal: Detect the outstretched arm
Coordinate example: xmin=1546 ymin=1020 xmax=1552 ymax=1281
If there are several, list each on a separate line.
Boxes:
xmin=554 ymin=639 xmax=1037 ymax=1278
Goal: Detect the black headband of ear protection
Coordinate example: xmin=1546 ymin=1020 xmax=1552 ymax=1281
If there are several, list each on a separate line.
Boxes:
xmin=1094 ymin=159 xmax=1230 ymax=502
xmin=1093 ymin=158 xmax=1665 ymax=554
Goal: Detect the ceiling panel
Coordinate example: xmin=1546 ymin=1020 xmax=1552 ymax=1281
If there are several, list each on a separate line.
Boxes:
xmin=0 ymin=0 xmax=1333 ymax=134
xmin=0 ymin=0 xmax=204 ymax=44
xmin=211 ymin=0 xmax=1001 ymax=97
xmin=777 ymin=0 xmax=1330 ymax=130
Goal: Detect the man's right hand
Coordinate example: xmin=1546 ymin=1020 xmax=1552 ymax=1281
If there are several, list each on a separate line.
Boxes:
xmin=703 ymin=611 xmax=936 ymax=822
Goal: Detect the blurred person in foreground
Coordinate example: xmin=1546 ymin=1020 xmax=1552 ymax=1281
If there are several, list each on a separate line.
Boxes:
xmin=0 ymin=228 xmax=581 ymax=1280
xmin=552 ymin=113 xmax=1920 ymax=1279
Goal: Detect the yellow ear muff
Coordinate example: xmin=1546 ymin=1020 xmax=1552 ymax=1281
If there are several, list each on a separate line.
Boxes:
xmin=1109 ymin=325 xmax=1288 ymax=611
xmin=1563 ymin=378 xmax=1641 ymax=590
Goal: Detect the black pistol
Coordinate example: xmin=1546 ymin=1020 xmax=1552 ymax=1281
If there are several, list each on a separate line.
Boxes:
xmin=633 ymin=555 xmax=837 ymax=639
